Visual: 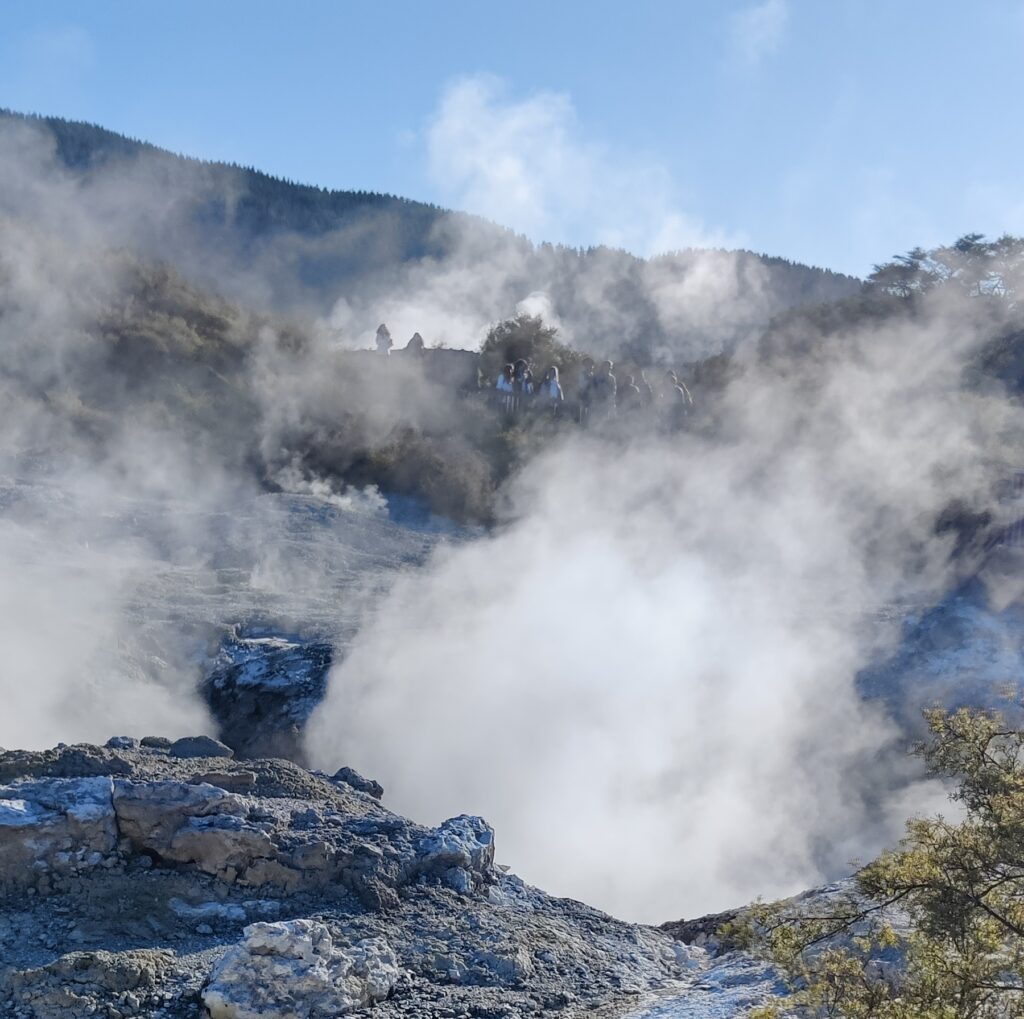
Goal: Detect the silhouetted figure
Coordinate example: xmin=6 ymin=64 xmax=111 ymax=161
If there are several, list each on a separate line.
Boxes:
xmin=576 ymin=357 xmax=595 ymax=425
xmin=512 ymin=360 xmax=534 ymax=414
xmin=669 ymin=384 xmax=691 ymax=430
xmin=590 ymin=360 xmax=617 ymax=418
xmin=638 ymin=371 xmax=655 ymax=408
xmin=404 ymin=332 xmax=426 ymax=354
xmin=540 ymin=366 xmax=564 ymax=414
xmin=675 ymin=372 xmax=694 ymax=412
xmin=495 ymin=363 xmax=515 ymax=416
xmin=618 ymin=375 xmax=642 ymax=413
xmin=375 ymin=324 xmax=393 ymax=356
xmin=663 ymin=370 xmax=693 ymax=431
xmin=496 ymin=364 xmax=514 ymax=391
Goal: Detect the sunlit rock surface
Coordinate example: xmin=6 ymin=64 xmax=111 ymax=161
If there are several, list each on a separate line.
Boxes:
xmin=860 ymin=557 xmax=1024 ymax=727
xmin=203 ymin=921 xmax=399 ymax=1018
xmin=0 ymin=740 xmax=711 ymax=1018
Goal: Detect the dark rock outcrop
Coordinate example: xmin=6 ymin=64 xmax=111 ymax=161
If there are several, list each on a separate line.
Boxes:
xmin=169 ymin=735 xmax=234 ymax=760
xmin=201 ymin=627 xmax=333 ymax=765
xmin=661 ymin=907 xmax=742 ymax=952
xmin=333 ymin=766 xmax=384 ymax=800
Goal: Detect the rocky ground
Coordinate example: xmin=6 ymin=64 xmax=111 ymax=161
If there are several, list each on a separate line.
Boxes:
xmin=0 ymin=736 xmax=760 ymax=1019
xmin=858 ymin=547 xmax=1024 ymax=728
xmin=7 ymin=470 xmax=1007 ymax=1017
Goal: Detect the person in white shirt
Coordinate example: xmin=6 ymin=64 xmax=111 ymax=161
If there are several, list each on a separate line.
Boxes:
xmin=495 ymin=364 xmax=514 ymax=393
xmin=541 ymin=366 xmax=564 ymax=405
xmin=495 ymin=362 xmax=516 ymax=416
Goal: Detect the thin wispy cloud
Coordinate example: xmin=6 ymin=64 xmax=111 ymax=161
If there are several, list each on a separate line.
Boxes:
xmin=424 ymin=74 xmax=739 ymax=256
xmin=729 ymin=0 xmax=790 ymax=69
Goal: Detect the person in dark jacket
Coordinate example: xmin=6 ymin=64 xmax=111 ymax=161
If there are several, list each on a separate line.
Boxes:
xmin=589 ymin=360 xmax=617 ymax=417
xmin=576 ymin=358 xmax=595 ymax=425
xmin=618 ymin=374 xmax=643 ymax=413
xmin=512 ymin=359 xmax=533 ymax=393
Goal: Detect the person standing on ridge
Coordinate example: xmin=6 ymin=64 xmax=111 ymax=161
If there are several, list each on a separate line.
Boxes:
xmin=618 ymin=374 xmax=642 ymax=413
xmin=664 ymin=369 xmax=693 ymax=431
xmin=576 ymin=357 xmax=595 ymax=425
xmin=590 ymin=360 xmax=617 ymax=419
xmin=375 ymin=324 xmax=393 ymax=356
xmin=512 ymin=359 xmax=534 ymax=414
xmin=540 ymin=366 xmax=564 ymax=414
xmin=638 ymin=371 xmax=655 ymax=408
xmin=495 ymin=363 xmax=515 ymax=416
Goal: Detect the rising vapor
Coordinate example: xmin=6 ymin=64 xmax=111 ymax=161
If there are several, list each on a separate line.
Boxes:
xmin=309 ymin=300 xmax=1016 ymax=922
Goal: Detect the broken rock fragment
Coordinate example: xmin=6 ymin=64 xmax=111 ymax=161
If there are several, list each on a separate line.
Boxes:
xmin=203 ymin=920 xmax=399 ymax=1018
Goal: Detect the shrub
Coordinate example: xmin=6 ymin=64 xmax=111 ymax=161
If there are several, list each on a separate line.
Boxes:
xmin=744 ymin=707 xmax=1024 ymax=1019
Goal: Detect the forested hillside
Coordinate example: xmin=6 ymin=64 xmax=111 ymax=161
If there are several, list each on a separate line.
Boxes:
xmin=0 ymin=109 xmax=860 ymax=362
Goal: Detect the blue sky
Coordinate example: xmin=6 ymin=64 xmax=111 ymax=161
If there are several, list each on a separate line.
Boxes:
xmin=2 ymin=0 xmax=1022 ymax=276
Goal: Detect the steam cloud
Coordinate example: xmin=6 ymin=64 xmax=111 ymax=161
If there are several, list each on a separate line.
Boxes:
xmin=308 ymin=302 xmax=1016 ymax=922
xmin=1 ymin=94 xmax=1019 ymax=927
xmin=426 ymin=74 xmax=736 ymax=255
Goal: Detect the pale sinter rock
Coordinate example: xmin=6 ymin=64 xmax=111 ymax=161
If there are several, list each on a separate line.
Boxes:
xmin=203 ymin=920 xmax=399 ymax=1018
xmin=0 ymin=776 xmax=117 ymax=888
xmin=415 ymin=814 xmax=495 ymax=891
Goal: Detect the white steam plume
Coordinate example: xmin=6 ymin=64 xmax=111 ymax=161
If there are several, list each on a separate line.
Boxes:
xmin=308 ymin=302 xmax=1016 ymax=923
xmin=1 ymin=95 xmax=1019 ymax=931
xmin=0 ymin=119 xmax=449 ymax=751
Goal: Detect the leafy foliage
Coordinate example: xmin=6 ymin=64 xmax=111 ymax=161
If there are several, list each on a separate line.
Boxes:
xmin=744 ymin=708 xmax=1024 ymax=1018
xmin=478 ymin=313 xmax=584 ymax=384
xmin=866 ymin=234 xmax=1024 ymax=303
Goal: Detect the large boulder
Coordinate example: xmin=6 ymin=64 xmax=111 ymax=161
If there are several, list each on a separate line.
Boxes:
xmin=112 ymin=780 xmax=247 ymax=849
xmin=332 ymin=766 xmax=383 ymax=800
xmin=168 ymin=735 xmax=234 ymax=760
xmin=0 ymin=777 xmax=117 ymax=891
xmin=202 ymin=920 xmax=399 ymax=1018
xmin=202 ymin=629 xmax=333 ymax=765
xmin=415 ymin=814 xmax=495 ymax=892
xmin=166 ymin=814 xmax=275 ymax=874
xmin=112 ymin=780 xmax=275 ymax=877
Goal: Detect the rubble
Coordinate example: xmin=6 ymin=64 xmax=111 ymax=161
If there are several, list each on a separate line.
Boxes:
xmin=203 ymin=921 xmax=399 ymax=1018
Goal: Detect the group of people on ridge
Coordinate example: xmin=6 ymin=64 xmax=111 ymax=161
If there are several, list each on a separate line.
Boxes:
xmin=495 ymin=360 xmax=564 ymax=407
xmin=370 ymin=322 xmax=694 ymax=429
xmin=495 ymin=357 xmax=693 ymax=428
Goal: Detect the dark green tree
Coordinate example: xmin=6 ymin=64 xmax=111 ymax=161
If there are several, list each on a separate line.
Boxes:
xmin=744 ymin=707 xmax=1024 ymax=1018
xmin=478 ymin=313 xmax=583 ymax=384
xmin=866 ymin=234 xmax=1024 ymax=303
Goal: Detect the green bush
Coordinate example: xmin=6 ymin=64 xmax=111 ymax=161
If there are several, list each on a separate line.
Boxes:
xmin=478 ymin=313 xmax=586 ymax=387
xmin=744 ymin=707 xmax=1024 ymax=1019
